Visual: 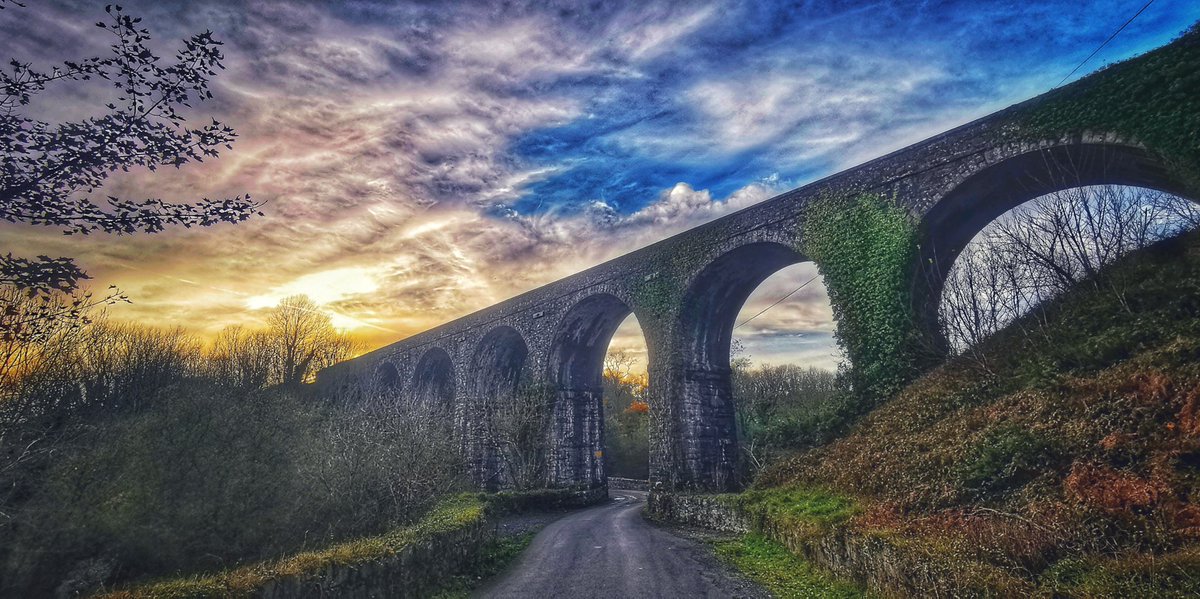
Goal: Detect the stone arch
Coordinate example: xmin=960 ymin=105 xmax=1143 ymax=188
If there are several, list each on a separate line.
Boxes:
xmin=374 ymin=361 xmax=400 ymax=391
xmin=411 ymin=346 xmax=454 ymax=409
xmin=679 ymin=241 xmax=806 ymax=375
xmin=665 ymin=240 xmax=807 ymax=491
xmin=546 ymin=293 xmax=636 ymax=487
xmin=467 ymin=325 xmax=530 ymax=488
xmin=916 ymin=141 xmax=1197 ymax=346
xmin=470 ymin=326 xmax=528 ymax=402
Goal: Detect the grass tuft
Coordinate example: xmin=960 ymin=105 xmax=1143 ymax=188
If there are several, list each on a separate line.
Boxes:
xmin=734 ymin=487 xmax=859 ymax=529
xmin=713 ymin=534 xmax=866 ymax=598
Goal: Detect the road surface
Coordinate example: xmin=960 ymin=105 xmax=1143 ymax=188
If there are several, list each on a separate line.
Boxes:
xmin=475 ymin=490 xmax=767 ymax=599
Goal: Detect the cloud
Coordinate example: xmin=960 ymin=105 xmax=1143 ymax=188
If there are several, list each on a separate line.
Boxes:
xmin=3 ymin=0 xmax=1197 ymax=365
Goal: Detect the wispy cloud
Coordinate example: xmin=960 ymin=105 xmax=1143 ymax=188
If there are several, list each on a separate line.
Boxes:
xmin=2 ymin=0 xmax=1196 ymax=364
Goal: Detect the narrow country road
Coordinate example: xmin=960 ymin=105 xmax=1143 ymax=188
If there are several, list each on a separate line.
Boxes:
xmin=474 ymin=490 xmax=767 ymax=599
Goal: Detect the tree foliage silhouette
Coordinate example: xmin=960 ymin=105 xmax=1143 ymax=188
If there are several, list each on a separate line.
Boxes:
xmin=0 ymin=3 xmax=259 ymax=339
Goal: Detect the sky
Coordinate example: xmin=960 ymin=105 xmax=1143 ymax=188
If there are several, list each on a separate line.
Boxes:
xmin=3 ymin=0 xmax=1198 ymax=373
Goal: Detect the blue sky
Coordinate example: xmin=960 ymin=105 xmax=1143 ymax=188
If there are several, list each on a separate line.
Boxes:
xmin=3 ymin=0 xmax=1198 ymax=369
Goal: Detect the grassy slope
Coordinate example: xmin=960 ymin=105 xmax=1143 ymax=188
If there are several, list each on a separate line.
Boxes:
xmin=713 ymin=534 xmax=866 ymax=599
xmin=757 ymin=230 xmax=1200 ymax=595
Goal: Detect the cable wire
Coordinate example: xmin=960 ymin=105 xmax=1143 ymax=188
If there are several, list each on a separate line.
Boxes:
xmin=1055 ymin=0 xmax=1156 ymax=88
xmin=733 ymin=273 xmax=820 ymax=330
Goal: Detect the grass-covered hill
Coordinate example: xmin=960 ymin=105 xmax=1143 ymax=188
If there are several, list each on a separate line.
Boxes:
xmin=756 ymin=229 xmax=1200 ymax=595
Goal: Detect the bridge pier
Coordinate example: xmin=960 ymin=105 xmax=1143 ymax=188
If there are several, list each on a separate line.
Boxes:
xmin=648 ymin=361 xmax=741 ymax=493
xmin=550 ymin=387 xmax=605 ymax=488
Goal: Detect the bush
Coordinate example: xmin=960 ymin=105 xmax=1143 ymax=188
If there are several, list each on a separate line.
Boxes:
xmin=956 ymin=425 xmax=1062 ymax=499
xmin=1 ymin=382 xmax=465 ymax=595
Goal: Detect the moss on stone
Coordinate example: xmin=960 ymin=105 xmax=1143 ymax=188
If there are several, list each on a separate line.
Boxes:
xmin=100 ymin=494 xmax=488 ymax=599
xmin=1016 ymin=22 xmax=1200 ymax=190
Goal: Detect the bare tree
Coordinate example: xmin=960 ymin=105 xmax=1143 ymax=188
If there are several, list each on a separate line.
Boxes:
xmin=731 ymin=362 xmax=840 ymax=472
xmin=264 ymin=295 xmax=359 ymax=386
xmin=0 ymin=4 xmax=258 ymax=337
xmin=940 ymin=185 xmax=1199 ymax=356
xmin=309 ymin=382 xmax=466 ymax=530
xmin=603 ymin=348 xmax=636 ymax=380
xmin=0 ymin=286 xmax=93 ymax=399
xmin=207 ymin=325 xmax=273 ymax=390
xmin=482 ymin=383 xmax=553 ymax=490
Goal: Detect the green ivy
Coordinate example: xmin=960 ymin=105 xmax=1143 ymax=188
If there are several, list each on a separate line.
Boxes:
xmin=801 ymin=191 xmax=922 ymax=402
xmin=631 ymin=272 xmax=678 ymax=319
xmin=1017 ymin=22 xmax=1200 ymax=191
xmin=629 ymin=228 xmax=728 ymax=320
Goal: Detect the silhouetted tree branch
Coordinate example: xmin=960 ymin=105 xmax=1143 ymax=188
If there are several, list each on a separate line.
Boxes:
xmin=0 ymin=4 xmax=260 ymax=334
xmin=940 ymin=185 xmax=1200 ymax=358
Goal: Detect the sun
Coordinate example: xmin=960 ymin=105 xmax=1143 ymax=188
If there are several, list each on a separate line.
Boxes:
xmin=245 ymin=266 xmax=384 ymax=311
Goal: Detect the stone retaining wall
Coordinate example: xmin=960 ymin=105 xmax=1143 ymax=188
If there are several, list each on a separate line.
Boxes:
xmin=647 ymin=492 xmax=1024 ymax=597
xmin=646 ymin=491 xmax=748 ymax=533
xmin=607 ymin=477 xmax=649 ymax=491
xmin=258 ymin=515 xmax=493 ymax=599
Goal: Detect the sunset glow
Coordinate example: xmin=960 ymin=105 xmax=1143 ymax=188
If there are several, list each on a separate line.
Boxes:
xmin=3 ymin=0 xmax=1197 ymax=358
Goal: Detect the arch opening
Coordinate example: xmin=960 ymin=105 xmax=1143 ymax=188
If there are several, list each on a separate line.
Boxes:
xmin=681 ymin=242 xmax=804 ymax=373
xmin=729 ymin=262 xmax=842 ymax=476
xmin=470 ymin=326 xmax=528 ymax=401
xmin=922 ymin=142 xmax=1199 ymax=352
xmin=938 ymin=183 xmax=1199 ymax=354
xmin=672 ymin=241 xmax=811 ymax=490
xmin=469 ymin=326 xmax=530 ymax=489
xmin=546 ymin=293 xmax=637 ymax=488
xmin=375 ymin=361 xmax=399 ymax=392
xmin=602 ymin=314 xmax=650 ymax=481
xmin=411 ymin=347 xmax=454 ymax=409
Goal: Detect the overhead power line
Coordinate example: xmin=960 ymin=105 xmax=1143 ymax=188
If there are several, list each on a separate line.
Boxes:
xmin=1055 ymin=0 xmax=1156 ymax=88
xmin=733 ymin=273 xmax=820 ymax=330
xmin=733 ymin=4 xmax=1155 ymax=335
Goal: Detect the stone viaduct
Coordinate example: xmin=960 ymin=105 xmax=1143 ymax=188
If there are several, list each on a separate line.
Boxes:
xmin=319 ymin=29 xmax=1198 ymax=494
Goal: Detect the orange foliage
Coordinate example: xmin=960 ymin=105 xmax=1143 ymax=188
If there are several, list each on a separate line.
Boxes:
xmin=852 ymin=501 xmax=1066 ymax=567
xmin=1179 ymin=385 xmax=1200 ymax=437
xmin=852 ymin=501 xmax=906 ymax=532
xmin=625 ymin=400 xmax=649 ymax=415
xmin=1098 ymin=431 xmax=1131 ymax=451
xmin=1118 ymin=370 xmax=1174 ymax=404
xmin=1064 ymin=462 xmax=1168 ymax=514
xmin=1172 ymin=504 xmax=1200 ymax=540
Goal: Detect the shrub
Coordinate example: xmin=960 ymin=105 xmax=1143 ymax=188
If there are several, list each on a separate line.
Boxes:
xmin=1064 ymin=462 xmax=1168 ymax=514
xmin=956 ymin=425 xmax=1062 ymax=498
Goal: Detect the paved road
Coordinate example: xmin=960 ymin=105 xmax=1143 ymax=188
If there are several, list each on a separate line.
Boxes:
xmin=475 ymin=491 xmax=767 ymax=599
